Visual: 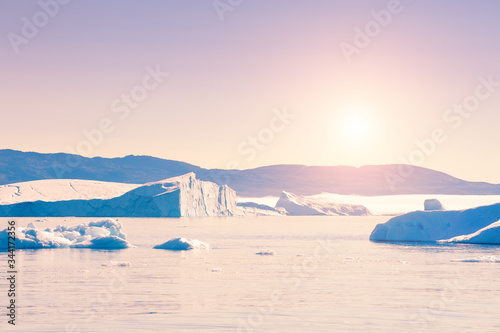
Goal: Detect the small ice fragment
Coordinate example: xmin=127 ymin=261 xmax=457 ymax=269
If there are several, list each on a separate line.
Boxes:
xmin=102 ymin=260 xmax=131 ymax=267
xmin=451 ymin=256 xmax=500 ymax=263
xmin=256 ymin=250 xmax=276 ymax=256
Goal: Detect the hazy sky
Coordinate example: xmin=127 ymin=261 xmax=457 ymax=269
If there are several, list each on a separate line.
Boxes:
xmin=1 ymin=0 xmax=500 ymax=183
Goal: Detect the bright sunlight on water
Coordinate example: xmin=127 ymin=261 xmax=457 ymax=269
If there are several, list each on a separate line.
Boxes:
xmin=1 ymin=216 xmax=500 ymax=333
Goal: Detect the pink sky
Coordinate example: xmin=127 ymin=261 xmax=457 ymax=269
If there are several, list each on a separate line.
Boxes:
xmin=1 ymin=0 xmax=499 ymax=183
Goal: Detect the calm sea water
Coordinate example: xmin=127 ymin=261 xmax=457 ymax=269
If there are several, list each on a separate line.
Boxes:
xmin=1 ymin=216 xmax=500 ymax=333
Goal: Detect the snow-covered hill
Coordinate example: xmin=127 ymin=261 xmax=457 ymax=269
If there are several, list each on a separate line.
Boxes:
xmin=0 ymin=173 xmax=236 ymax=217
xmin=0 ymin=179 xmax=139 ymax=205
xmin=3 ymin=149 xmax=500 ymax=197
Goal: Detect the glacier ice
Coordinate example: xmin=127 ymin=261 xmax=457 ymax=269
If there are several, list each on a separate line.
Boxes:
xmin=370 ymin=203 xmax=500 ymax=244
xmin=154 ymin=238 xmax=210 ymax=251
xmin=0 ymin=173 xmax=236 ymax=218
xmin=275 ymin=191 xmax=371 ymax=216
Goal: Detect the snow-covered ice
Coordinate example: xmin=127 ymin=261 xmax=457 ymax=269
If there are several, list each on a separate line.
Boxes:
xmin=154 ymin=237 xmax=210 ymax=251
xmin=370 ymin=203 xmax=500 ymax=243
xmin=0 ymin=179 xmax=139 ymax=204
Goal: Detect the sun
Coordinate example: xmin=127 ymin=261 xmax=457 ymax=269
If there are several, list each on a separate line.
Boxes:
xmin=343 ymin=113 xmax=369 ymax=140
xmin=338 ymin=104 xmax=373 ymax=141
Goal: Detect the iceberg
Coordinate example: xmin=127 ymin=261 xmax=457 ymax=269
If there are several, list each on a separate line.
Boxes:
xmin=424 ymin=198 xmax=445 ymax=211
xmin=369 ymin=203 xmax=500 ymax=243
xmin=154 ymin=238 xmax=209 ymax=251
xmin=0 ymin=173 xmax=236 ymax=217
xmin=236 ymin=202 xmax=285 ymax=216
xmin=0 ymin=219 xmax=132 ymax=250
xmin=275 ymin=191 xmax=371 ymax=216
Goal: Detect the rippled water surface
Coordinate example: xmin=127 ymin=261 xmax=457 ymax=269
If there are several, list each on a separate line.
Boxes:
xmin=1 ymin=216 xmax=500 ymax=332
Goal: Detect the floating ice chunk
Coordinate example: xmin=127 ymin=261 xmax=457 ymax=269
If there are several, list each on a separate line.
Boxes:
xmin=256 ymin=250 xmax=276 ymax=255
xmin=102 ymin=260 xmax=132 ymax=267
xmin=154 ymin=238 xmax=210 ymax=251
xmin=22 ymin=229 xmax=72 ymax=248
xmin=0 ymin=218 xmax=132 ymax=250
xmin=89 ymin=220 xmax=126 ymax=239
xmin=451 ymin=256 xmax=500 ymax=263
xmin=89 ymin=236 xmax=132 ymax=249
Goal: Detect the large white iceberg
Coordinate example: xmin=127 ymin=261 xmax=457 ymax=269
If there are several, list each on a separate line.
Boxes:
xmin=275 ymin=191 xmax=371 ymax=216
xmin=0 ymin=219 xmax=132 ymax=250
xmin=0 ymin=173 xmax=236 ymax=217
xmin=0 ymin=179 xmax=139 ymax=205
xmin=370 ymin=203 xmax=500 ymax=244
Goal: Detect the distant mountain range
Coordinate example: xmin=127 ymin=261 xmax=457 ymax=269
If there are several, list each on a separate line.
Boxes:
xmin=1 ymin=149 xmax=499 ymax=197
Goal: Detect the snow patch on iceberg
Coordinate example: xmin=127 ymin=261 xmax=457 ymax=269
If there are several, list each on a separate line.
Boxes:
xmin=154 ymin=238 xmax=209 ymax=251
xmin=440 ymin=221 xmax=500 ymax=245
xmin=0 ymin=219 xmax=132 ymax=250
